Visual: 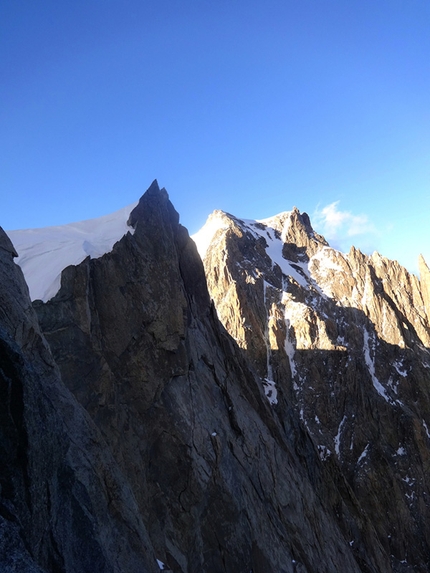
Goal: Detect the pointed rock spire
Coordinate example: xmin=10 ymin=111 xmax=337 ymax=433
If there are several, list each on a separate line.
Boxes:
xmin=127 ymin=179 xmax=178 ymax=230
xmin=0 ymin=226 xmax=18 ymax=257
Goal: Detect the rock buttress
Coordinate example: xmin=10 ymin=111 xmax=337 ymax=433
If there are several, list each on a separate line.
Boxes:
xmin=34 ymin=182 xmax=390 ymax=573
xmin=0 ymin=227 xmax=158 ymax=572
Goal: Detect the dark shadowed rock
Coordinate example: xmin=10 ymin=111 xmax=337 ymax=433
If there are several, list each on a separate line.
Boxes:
xmin=32 ymin=182 xmax=392 ymax=572
xmin=0 ymin=226 xmax=18 ymax=257
xmin=0 ymin=227 xmax=158 ymax=572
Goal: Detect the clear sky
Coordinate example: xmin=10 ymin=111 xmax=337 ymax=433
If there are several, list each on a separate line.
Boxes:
xmin=1 ymin=0 xmax=429 ymax=274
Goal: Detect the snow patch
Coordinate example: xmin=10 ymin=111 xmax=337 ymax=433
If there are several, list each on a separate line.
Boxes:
xmin=256 ymin=211 xmax=292 ymax=238
xmin=192 ymin=212 xmax=230 ymax=259
xmin=310 ymin=247 xmax=344 ymax=274
xmin=386 ymin=378 xmax=399 ymax=395
xmin=337 ymin=335 xmax=347 ymax=347
xmin=363 ymin=330 xmax=391 ymax=403
xmin=317 ymin=445 xmax=331 ymax=461
xmin=262 ymin=378 xmax=278 ymax=405
xmin=157 ymin=559 xmax=166 ymax=570
xmin=423 ymin=420 xmax=430 ymax=439
xmin=266 ymin=245 xmax=309 ymax=287
xmin=243 ymin=216 xmax=310 ymax=287
xmin=9 ymin=202 xmax=137 ymax=302
xmin=393 ymin=360 xmax=408 ymax=377
xmin=308 ymin=247 xmax=345 ymax=297
xmin=357 ymin=444 xmax=369 ymax=464
xmin=396 ymin=447 xmax=406 ymax=456
xmin=334 ymin=415 xmax=347 ymax=456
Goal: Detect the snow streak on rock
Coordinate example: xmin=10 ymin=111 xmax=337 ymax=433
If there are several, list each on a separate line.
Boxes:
xmin=317 ymin=445 xmax=332 ymax=461
xmin=357 ymin=444 xmax=369 ymax=464
xmin=363 ymin=329 xmax=391 ymax=403
xmin=262 ymin=378 xmax=278 ymax=405
xmin=262 ymin=280 xmax=278 ymax=405
xmin=246 ymin=216 xmax=310 ymax=288
xmin=194 ymin=202 xmax=430 ymax=570
xmin=334 ymin=415 xmax=347 ymax=457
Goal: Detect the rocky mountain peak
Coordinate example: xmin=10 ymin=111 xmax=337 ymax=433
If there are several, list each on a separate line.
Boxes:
xmin=127 ymin=178 xmax=176 ymax=230
xmin=195 ymin=203 xmax=430 ymax=571
xmin=2 ymin=182 xmax=430 ymax=572
xmin=266 ymin=206 xmax=328 ymax=262
xmin=0 ymin=225 xmax=18 ymax=257
xmin=192 ymin=209 xmax=239 ymax=260
xmin=11 ymin=182 xmax=393 ymax=572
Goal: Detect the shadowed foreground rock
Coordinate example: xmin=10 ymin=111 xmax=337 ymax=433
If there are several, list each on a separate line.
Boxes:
xmin=0 ymin=226 xmax=158 ymax=572
xmin=2 ymin=181 xmax=425 ymax=572
xmin=31 ymin=182 xmax=392 ymax=572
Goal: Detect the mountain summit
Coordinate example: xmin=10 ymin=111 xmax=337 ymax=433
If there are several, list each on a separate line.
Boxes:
xmin=1 ymin=182 xmax=429 ymax=572
xmin=194 ymin=207 xmax=430 ymax=571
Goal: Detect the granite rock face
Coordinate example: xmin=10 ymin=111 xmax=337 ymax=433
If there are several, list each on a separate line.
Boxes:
xmin=3 ymin=182 xmax=429 ymax=572
xmin=0 ymin=229 xmax=158 ymax=572
xmin=27 ymin=182 xmax=388 ymax=572
xmin=196 ymin=208 xmax=430 ymax=573
xmin=419 ymin=254 xmax=430 ymax=321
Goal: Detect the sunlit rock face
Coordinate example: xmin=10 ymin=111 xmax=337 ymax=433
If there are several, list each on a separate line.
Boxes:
xmin=4 ymin=181 xmax=430 ymax=572
xmin=419 ymin=253 xmax=430 ymax=322
xmin=194 ymin=207 xmax=430 ymax=572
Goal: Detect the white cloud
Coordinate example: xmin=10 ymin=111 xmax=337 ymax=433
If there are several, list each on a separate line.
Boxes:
xmin=313 ymin=201 xmax=378 ymax=253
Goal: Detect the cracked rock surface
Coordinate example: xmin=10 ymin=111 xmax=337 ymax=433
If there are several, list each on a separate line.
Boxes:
xmin=0 ymin=228 xmax=157 ymax=572
xmin=3 ymin=182 xmax=429 ymax=571
xmin=196 ymin=207 xmax=430 ymax=572
xmin=32 ymin=182 xmax=388 ymax=572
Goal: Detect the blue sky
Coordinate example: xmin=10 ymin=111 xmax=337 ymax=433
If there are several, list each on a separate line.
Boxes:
xmin=1 ymin=0 xmax=429 ymax=274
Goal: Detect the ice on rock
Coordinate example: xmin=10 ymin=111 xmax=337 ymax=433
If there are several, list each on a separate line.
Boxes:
xmin=363 ymin=329 xmax=392 ymax=404
xmin=357 ymin=444 xmax=369 ymax=464
xmin=262 ymin=378 xmax=278 ymax=405
xmin=8 ymin=202 xmax=137 ymax=302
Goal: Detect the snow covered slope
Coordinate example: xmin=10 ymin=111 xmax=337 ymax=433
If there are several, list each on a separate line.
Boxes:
xmin=7 ymin=203 xmax=137 ymax=302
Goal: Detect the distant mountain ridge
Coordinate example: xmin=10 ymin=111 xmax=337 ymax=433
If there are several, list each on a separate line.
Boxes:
xmin=1 ymin=181 xmax=429 ymax=572
xmin=193 ymin=205 xmax=430 ymax=571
